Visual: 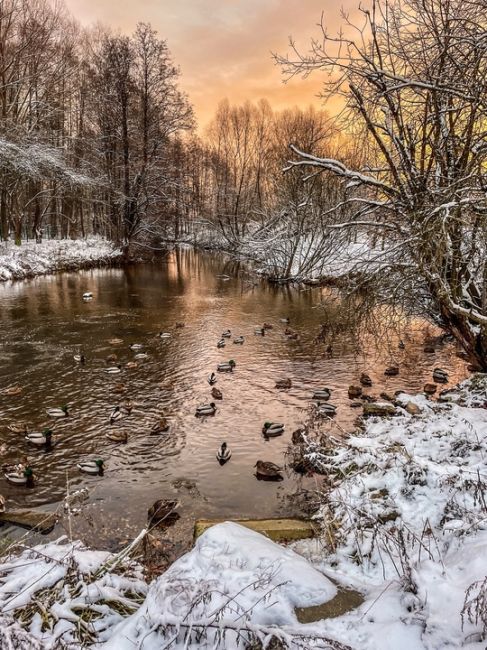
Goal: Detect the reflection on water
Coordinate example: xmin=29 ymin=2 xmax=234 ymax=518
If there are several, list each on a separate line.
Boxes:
xmin=0 ymin=248 xmax=468 ymax=549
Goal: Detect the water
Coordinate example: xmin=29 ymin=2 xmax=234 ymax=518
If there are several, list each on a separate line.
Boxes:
xmin=0 ymin=248 xmax=468 ymax=549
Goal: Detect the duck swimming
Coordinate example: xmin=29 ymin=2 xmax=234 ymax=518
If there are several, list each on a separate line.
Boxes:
xmin=211 ymin=387 xmax=223 ymax=400
xmin=109 ymin=406 xmax=124 ymax=423
xmin=313 ymin=388 xmax=331 ymax=401
xmin=106 ymin=431 xmax=128 ymax=443
xmin=158 ymin=332 xmax=171 ymax=339
xmin=275 ymin=379 xmax=292 ymax=389
xmin=129 ymin=343 xmax=144 ymax=351
xmin=221 ymin=330 xmax=231 ymax=338
xmin=73 ymin=354 xmax=86 ymax=363
xmin=105 ymin=365 xmax=122 ymax=374
xmin=148 ymin=499 xmax=179 ymax=525
xmin=233 ymin=336 xmax=244 ymax=345
xmin=318 ymin=403 xmax=337 ymax=417
xmin=254 ymin=327 xmax=265 ymax=336
xmin=216 ymin=442 xmax=231 ymax=464
xmin=46 ymin=405 xmax=69 ymax=418
xmin=208 ymin=372 xmax=217 ymax=385
xmin=134 ymin=352 xmax=149 ymax=360
xmin=8 ymin=423 xmax=28 ymax=434
xmin=217 ymin=360 xmax=236 ymax=372
xmin=254 ymin=460 xmax=283 ymax=480
xmin=262 ymin=422 xmax=285 ymax=437
xmin=4 ymin=386 xmax=23 ymax=396
xmin=5 ymin=465 xmax=34 ymax=486
xmin=217 ymin=339 xmax=226 ymax=348
xmin=25 ymin=429 xmax=53 ymax=447
xmin=151 ymin=418 xmax=169 ymax=434
xmin=195 ymin=402 xmax=217 ymax=416
xmin=82 ymin=292 xmax=93 ymax=300
xmin=78 ymin=459 xmax=104 ymax=475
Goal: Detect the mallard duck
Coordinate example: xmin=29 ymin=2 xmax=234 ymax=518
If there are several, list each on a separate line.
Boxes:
xmin=211 ymin=387 xmax=223 ymax=400
xmin=398 ymin=340 xmax=405 ymax=350
xmin=217 ymin=339 xmax=226 ymax=348
xmin=216 ymin=442 xmax=231 ymax=463
xmin=275 ymin=379 xmax=292 ymax=389
xmin=221 ymin=330 xmax=231 ymax=338
xmin=25 ymin=429 xmax=52 ymax=447
xmin=109 ymin=406 xmax=123 ymax=423
xmin=208 ymin=373 xmax=217 ymax=385
xmin=318 ymin=403 xmax=337 ymax=416
xmin=129 ymin=343 xmax=144 ymax=351
xmin=74 ymin=354 xmax=86 ymax=363
xmin=158 ymin=332 xmax=171 ymax=339
xmin=280 ymin=317 xmax=290 ymax=324
xmin=78 ymin=459 xmax=104 ymax=475
xmin=0 ymin=495 xmax=5 ymax=513
xmin=105 ymin=365 xmax=122 ymax=374
xmin=233 ymin=336 xmax=245 ymax=345
xmin=159 ymin=381 xmax=174 ymax=391
xmin=106 ymin=353 xmax=118 ymax=363
xmin=254 ymin=460 xmax=283 ymax=480
xmin=217 ymin=360 xmax=236 ymax=372
xmin=82 ymin=292 xmax=93 ymax=300
xmin=360 ymin=373 xmax=373 ymax=387
xmin=384 ymin=366 xmax=399 ymax=376
xmin=46 ymin=405 xmax=69 ymax=418
xmin=106 ymin=431 xmax=128 ymax=443
xmin=263 ymin=323 xmax=273 ymax=330
xmin=8 ymin=423 xmax=28 ymax=434
xmin=108 ymin=338 xmax=123 ymax=345
xmin=195 ymin=402 xmax=217 ymax=416
xmin=148 ymin=499 xmax=179 ymax=525
xmin=175 ymin=322 xmax=185 ymax=329
xmin=134 ymin=352 xmax=149 ymax=360
xmin=313 ymin=388 xmax=331 ymax=401
xmin=433 ymin=368 xmax=448 ymax=383
xmin=126 ymin=361 xmax=138 ymax=369
xmin=254 ymin=327 xmax=265 ymax=336
xmin=5 ymin=466 xmax=34 ymax=486
xmin=151 ymin=418 xmax=169 ymax=434
xmin=4 ymin=385 xmax=23 ymax=396
xmin=424 ymin=383 xmax=437 ymax=395
xmin=120 ymin=400 xmax=133 ymax=415
xmin=262 ymin=422 xmax=285 ymax=437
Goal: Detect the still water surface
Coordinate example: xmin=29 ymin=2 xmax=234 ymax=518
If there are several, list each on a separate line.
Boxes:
xmin=0 ymin=249 xmax=468 ymax=549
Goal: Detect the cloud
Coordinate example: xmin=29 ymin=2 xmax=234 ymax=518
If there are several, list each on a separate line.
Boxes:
xmin=65 ymin=0 xmax=358 ymax=127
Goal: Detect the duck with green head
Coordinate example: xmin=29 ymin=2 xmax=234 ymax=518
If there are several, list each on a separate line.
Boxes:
xmin=262 ymin=422 xmax=285 ymax=437
xmin=78 ymin=459 xmax=104 ymax=475
xmin=26 ymin=429 xmax=53 ymax=447
xmin=5 ymin=466 xmax=34 ymax=486
xmin=217 ymin=360 xmax=236 ymax=373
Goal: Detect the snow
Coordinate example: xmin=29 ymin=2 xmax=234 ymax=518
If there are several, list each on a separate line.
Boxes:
xmin=0 ymin=237 xmax=122 ymax=281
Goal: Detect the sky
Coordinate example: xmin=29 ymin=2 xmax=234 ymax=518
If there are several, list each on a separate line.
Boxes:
xmin=65 ymin=0 xmax=357 ymax=129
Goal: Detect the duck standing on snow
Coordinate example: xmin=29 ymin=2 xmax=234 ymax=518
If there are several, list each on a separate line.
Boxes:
xmin=78 ymin=459 xmax=104 ymax=475
xmin=195 ymin=402 xmax=217 ymax=417
xmin=254 ymin=460 xmax=283 ymax=480
xmin=216 ymin=442 xmax=231 ymax=464
xmin=217 ymin=360 xmax=236 ymax=372
xmin=46 ymin=405 xmax=69 ymax=418
xmin=25 ymin=429 xmax=53 ymax=448
xmin=262 ymin=422 xmax=285 ymax=437
xmin=208 ymin=372 xmax=217 ymax=385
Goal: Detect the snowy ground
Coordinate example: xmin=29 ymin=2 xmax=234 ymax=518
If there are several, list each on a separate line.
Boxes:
xmin=1 ymin=376 xmax=487 ymax=649
xmin=0 ymin=237 xmax=123 ymax=281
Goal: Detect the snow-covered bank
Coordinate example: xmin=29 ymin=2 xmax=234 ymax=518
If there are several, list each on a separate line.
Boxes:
xmin=0 ymin=237 xmax=123 ymax=281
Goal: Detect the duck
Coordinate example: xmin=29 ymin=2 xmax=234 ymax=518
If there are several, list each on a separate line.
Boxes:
xmin=5 ymin=466 xmax=34 ymax=486
xmin=211 ymin=387 xmax=223 ymax=400
xmin=280 ymin=317 xmax=290 ymax=324
xmin=109 ymin=406 xmax=123 ymax=423
xmin=158 ymin=332 xmax=171 ymax=339
xmin=148 ymin=499 xmax=179 ymax=525
xmin=4 ymin=385 xmax=23 ymax=396
xmin=129 ymin=343 xmax=144 ymax=351
xmin=105 ymin=365 xmax=122 ymax=374
xmin=208 ymin=373 xmax=217 ymax=385
xmin=46 ymin=405 xmax=69 ymax=418
xmin=195 ymin=402 xmax=217 ymax=417
xmin=217 ymin=360 xmax=236 ymax=372
xmin=82 ymin=292 xmax=93 ymax=300
xmin=120 ymin=400 xmax=133 ymax=415
xmin=233 ymin=336 xmax=244 ymax=345
xmin=318 ymin=403 xmax=337 ymax=417
xmin=175 ymin=322 xmax=185 ymax=329
xmin=216 ymin=442 xmax=231 ymax=464
xmin=221 ymin=330 xmax=232 ymax=338
xmin=0 ymin=495 xmax=5 ymax=513
xmin=275 ymin=378 xmax=292 ymax=390
xmin=106 ymin=353 xmax=118 ymax=363
xmin=134 ymin=352 xmax=149 ymax=360
xmin=254 ymin=460 xmax=283 ymax=480
xmin=108 ymin=338 xmax=123 ymax=345
xmin=106 ymin=431 xmax=128 ymax=443
xmin=360 ymin=373 xmax=373 ymax=387
xmin=262 ymin=422 xmax=285 ymax=437
xmin=433 ymin=368 xmax=449 ymax=383
xmin=398 ymin=340 xmax=405 ymax=350
xmin=263 ymin=323 xmax=273 ymax=330
xmin=151 ymin=419 xmax=169 ymax=434
xmin=8 ymin=423 xmax=28 ymax=434
xmin=312 ymin=388 xmax=331 ymax=401
xmin=78 ymin=459 xmax=104 ymax=475
xmin=25 ymin=429 xmax=53 ymax=447
xmin=126 ymin=361 xmax=138 ymax=369
xmin=254 ymin=327 xmax=265 ymax=336
xmin=217 ymin=339 xmax=226 ymax=349
xmin=159 ymin=381 xmax=174 ymax=391
xmin=73 ymin=354 xmax=86 ymax=363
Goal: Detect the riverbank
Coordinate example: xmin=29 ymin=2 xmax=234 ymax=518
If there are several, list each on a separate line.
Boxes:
xmin=0 ymin=375 xmax=485 ymax=648
xmin=0 ymin=237 xmax=123 ymax=281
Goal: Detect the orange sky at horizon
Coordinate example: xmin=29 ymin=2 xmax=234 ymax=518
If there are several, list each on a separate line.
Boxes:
xmin=65 ymin=0 xmax=358 ymax=129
